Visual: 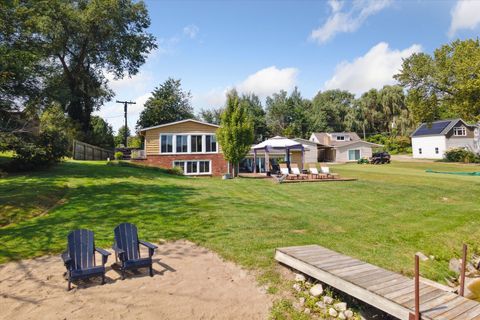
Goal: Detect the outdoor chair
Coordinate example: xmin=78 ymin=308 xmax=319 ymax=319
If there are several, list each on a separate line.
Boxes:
xmin=321 ymin=166 xmax=339 ymax=179
xmin=62 ymin=229 xmax=111 ymax=291
xmin=279 ymin=163 xmax=297 ymax=180
xmin=309 ymin=165 xmax=327 ymax=179
xmin=290 ymin=164 xmax=308 ymax=180
xmin=112 ymin=222 xmax=158 ymax=279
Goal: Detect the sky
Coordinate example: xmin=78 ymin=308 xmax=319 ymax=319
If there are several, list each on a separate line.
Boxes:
xmin=95 ymin=0 xmax=480 ymax=133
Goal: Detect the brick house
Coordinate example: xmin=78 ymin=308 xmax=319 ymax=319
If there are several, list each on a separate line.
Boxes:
xmin=137 ymin=119 xmax=228 ymax=176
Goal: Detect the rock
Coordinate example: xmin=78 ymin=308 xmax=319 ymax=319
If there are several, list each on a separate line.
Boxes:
xmin=466 ymin=263 xmax=479 ymax=276
xmin=309 ymin=284 xmax=323 ymax=297
xmin=338 ymin=311 xmax=347 ymax=319
xmin=323 ymin=296 xmax=334 ymax=304
xmin=315 ymin=301 xmax=326 ymax=309
xmin=295 ymin=273 xmax=306 ymax=282
xmin=334 ymin=302 xmax=347 ymax=311
xmin=416 ymin=252 xmax=429 ymax=261
xmin=304 ymin=308 xmax=311 ymax=314
xmin=329 ymin=307 xmax=338 ymax=317
xmin=293 ymin=283 xmax=301 ymax=292
xmin=345 ymin=310 xmax=354 ymax=318
xmin=450 ymin=258 xmax=462 ymax=274
xmin=299 ymin=297 xmax=305 ymax=307
xmin=465 ymin=277 xmax=480 ymax=300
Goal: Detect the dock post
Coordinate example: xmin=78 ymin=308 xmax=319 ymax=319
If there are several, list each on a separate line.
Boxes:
xmin=409 ymin=254 xmax=420 ymax=320
xmin=460 ymin=243 xmax=467 ymax=297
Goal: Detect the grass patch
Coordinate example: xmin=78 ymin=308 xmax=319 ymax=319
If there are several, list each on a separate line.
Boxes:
xmin=0 ymin=160 xmax=479 ymax=289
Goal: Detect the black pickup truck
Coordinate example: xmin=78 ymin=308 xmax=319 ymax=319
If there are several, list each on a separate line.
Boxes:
xmin=370 ymin=152 xmax=391 ymax=164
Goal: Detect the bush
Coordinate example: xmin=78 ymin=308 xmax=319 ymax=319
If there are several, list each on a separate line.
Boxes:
xmin=357 ymin=157 xmax=369 ymax=164
xmin=114 ymin=151 xmax=123 ymax=160
xmin=10 ymin=129 xmax=69 ymax=171
xmin=444 ymin=148 xmax=480 ymax=163
xmin=367 ymin=134 xmax=411 ymax=154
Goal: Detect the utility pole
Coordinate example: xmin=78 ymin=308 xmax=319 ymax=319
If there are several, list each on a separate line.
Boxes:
xmin=116 ymin=100 xmax=136 ymax=147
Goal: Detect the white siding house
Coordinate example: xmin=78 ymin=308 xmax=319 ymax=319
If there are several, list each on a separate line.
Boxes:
xmin=410 ymin=119 xmax=477 ymax=159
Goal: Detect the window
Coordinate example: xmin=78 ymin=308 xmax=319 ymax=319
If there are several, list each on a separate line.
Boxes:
xmin=191 ymin=135 xmax=203 ymax=153
xmin=453 ymin=126 xmax=466 ymax=136
xmin=435 ymin=147 xmax=439 ymax=154
xmin=206 ymin=135 xmax=217 ymax=152
xmin=160 ymin=135 xmax=173 ymax=153
xmin=419 ymin=148 xmax=422 ymax=154
xmin=348 ymin=149 xmax=360 ymax=161
xmin=336 ymin=136 xmax=345 ymax=141
xmin=173 ymin=160 xmax=211 ymax=175
xmin=176 ymin=135 xmax=188 ymax=153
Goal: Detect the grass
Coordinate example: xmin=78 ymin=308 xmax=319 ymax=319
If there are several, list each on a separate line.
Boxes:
xmin=1 ymin=160 xmax=479 ymax=290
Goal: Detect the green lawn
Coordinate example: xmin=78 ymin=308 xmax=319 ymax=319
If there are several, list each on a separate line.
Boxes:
xmin=1 ymin=160 xmax=479 ymax=289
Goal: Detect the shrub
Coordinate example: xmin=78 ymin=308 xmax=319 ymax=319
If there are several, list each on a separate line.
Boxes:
xmin=114 ymin=151 xmax=123 ymax=160
xmin=10 ymin=129 xmax=69 ymax=171
xmin=367 ymin=134 xmax=412 ymax=154
xmin=444 ymin=148 xmax=480 ymax=163
xmin=167 ymin=166 xmax=184 ymax=176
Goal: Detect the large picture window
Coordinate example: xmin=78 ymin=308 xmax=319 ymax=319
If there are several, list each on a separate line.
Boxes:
xmin=172 ymin=160 xmax=211 ymax=175
xmin=191 ymin=135 xmax=203 ymax=153
xmin=176 ymin=135 xmax=188 ymax=153
xmin=160 ymin=135 xmax=173 ymax=153
xmin=206 ymin=135 xmax=217 ymax=152
xmin=348 ymin=149 xmax=360 ymax=161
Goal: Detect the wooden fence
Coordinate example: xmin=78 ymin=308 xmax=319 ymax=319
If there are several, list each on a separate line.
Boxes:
xmin=72 ymin=140 xmax=114 ymax=161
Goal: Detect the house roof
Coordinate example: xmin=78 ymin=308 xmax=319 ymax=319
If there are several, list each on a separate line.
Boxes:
xmin=334 ymin=140 xmax=383 ymax=148
xmin=293 ymin=138 xmax=332 ymax=148
xmin=138 ymin=119 xmax=219 ymax=132
xmin=410 ymin=118 xmax=474 ymax=137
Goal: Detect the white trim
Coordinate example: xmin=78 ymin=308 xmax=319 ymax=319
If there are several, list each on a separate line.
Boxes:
xmin=347 ymin=148 xmax=361 ymax=161
xmin=453 ymin=126 xmax=467 ymax=136
xmin=139 ymin=119 xmax=219 ymax=132
xmin=159 ymin=132 xmax=218 ymax=155
xmin=172 ymin=160 xmax=212 ymax=175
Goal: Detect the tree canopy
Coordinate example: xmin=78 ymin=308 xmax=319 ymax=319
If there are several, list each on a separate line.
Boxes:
xmin=216 ymin=90 xmax=254 ymax=177
xmin=395 ymin=38 xmax=480 ymax=123
xmin=137 ymin=78 xmax=194 ymax=129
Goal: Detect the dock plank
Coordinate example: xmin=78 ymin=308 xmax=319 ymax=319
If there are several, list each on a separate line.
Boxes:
xmin=275 ymin=245 xmax=480 ymax=320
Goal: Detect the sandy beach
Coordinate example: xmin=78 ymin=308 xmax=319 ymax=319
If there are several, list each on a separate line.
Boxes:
xmin=0 ymin=240 xmax=272 ymax=320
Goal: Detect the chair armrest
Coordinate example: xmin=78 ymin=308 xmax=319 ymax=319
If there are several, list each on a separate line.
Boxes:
xmin=112 ymin=244 xmax=125 ymax=260
xmin=61 ymin=252 xmax=71 ymax=268
xmin=95 ymin=247 xmax=111 ymax=265
xmin=139 ymin=240 xmax=157 ymax=257
xmin=139 ymin=240 xmax=158 ymax=250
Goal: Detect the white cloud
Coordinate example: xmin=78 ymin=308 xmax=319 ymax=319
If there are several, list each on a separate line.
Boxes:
xmin=324 ymin=42 xmax=422 ymax=95
xmin=193 ymin=66 xmax=299 ymax=109
xmin=310 ymin=0 xmax=392 ymax=44
xmin=183 ymin=24 xmax=199 ymax=39
xmin=448 ymin=0 xmax=480 ymax=37
xmin=106 ymin=71 xmax=153 ymax=94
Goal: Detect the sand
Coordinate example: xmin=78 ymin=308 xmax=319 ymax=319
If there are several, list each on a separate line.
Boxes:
xmin=0 ymin=240 xmax=272 ymax=320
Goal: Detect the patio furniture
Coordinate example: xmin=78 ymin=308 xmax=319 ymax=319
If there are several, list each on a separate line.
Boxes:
xmin=321 ymin=166 xmax=339 ymax=179
xmin=62 ymin=229 xmax=111 ymax=291
xmin=291 ymin=163 xmax=308 ymax=180
xmin=279 ymin=163 xmax=297 ymax=180
xmin=308 ymin=165 xmax=327 ymax=179
xmin=113 ymin=222 xmax=158 ymax=279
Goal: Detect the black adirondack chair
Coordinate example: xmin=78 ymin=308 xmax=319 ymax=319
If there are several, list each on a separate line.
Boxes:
xmin=112 ymin=223 xmax=158 ymax=279
xmin=61 ymin=229 xmax=111 ymax=291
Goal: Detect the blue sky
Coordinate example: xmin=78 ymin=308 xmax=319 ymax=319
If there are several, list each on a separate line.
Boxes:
xmin=96 ymin=0 xmax=480 ymax=132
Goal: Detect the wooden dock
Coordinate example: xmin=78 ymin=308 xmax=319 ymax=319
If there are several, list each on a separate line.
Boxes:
xmin=275 ymin=245 xmax=480 ymax=320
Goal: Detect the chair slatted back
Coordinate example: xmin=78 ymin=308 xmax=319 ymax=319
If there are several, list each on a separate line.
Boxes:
xmin=291 ymin=167 xmax=301 ymax=174
xmin=67 ymin=229 xmax=95 ymax=270
xmin=321 ymin=166 xmax=330 ymax=174
xmin=114 ymin=223 xmax=140 ymax=261
xmin=309 ymin=166 xmax=319 ymax=174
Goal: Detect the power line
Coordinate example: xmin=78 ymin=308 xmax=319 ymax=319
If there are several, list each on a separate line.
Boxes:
xmin=115 ymin=100 xmax=136 ymax=146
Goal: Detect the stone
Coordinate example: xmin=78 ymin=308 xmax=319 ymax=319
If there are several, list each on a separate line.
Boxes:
xmin=329 ymin=308 xmax=338 ymax=317
xmin=465 ymin=277 xmax=480 ymax=300
xmin=309 ymin=284 xmax=323 ymax=297
xmin=295 ymin=273 xmax=306 ymax=282
xmin=315 ymin=301 xmax=326 ymax=309
xmin=344 ymin=310 xmax=354 ymax=318
xmin=304 ymin=308 xmax=311 ymax=314
xmin=466 ymin=262 xmax=479 ymax=276
xmin=416 ymin=252 xmax=429 ymax=261
xmin=323 ymin=296 xmax=334 ymax=304
xmin=449 ymin=258 xmax=462 ymax=274
xmin=293 ymin=283 xmax=301 ymax=292
xmin=299 ymin=297 xmax=305 ymax=307
xmin=334 ymin=302 xmax=347 ymax=311
xmin=338 ymin=311 xmax=347 ymax=319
